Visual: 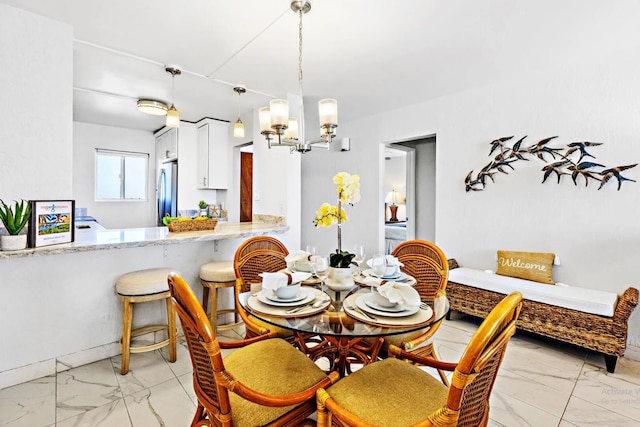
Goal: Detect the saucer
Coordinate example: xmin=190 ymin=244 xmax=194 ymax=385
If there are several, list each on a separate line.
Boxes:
xmin=257 ymin=288 xmax=315 ymax=307
xmin=266 ymin=292 xmax=306 ymax=303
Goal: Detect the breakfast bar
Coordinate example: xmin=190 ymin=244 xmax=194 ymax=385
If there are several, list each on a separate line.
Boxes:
xmin=0 ymin=221 xmax=288 ymax=389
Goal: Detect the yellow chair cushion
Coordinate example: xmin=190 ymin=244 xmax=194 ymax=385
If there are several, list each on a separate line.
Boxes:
xmin=325 ymin=358 xmax=449 ymax=427
xmin=224 ymin=338 xmax=328 ymax=427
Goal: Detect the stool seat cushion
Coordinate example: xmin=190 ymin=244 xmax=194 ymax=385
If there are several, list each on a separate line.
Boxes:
xmin=200 ymin=261 xmax=235 ymax=283
xmin=116 ymin=268 xmax=179 ymax=296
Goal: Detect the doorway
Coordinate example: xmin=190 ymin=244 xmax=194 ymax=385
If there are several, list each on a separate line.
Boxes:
xmin=240 ymin=151 xmax=253 ymax=222
xmin=383 ymin=136 xmax=436 ymax=250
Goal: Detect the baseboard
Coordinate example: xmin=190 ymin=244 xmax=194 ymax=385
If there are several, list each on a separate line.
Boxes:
xmin=0 ymin=341 xmax=120 ymax=390
xmin=624 ymin=344 xmax=640 ymax=362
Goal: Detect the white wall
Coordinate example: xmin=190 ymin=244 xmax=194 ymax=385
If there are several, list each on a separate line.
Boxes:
xmin=73 ymin=122 xmax=156 ymax=228
xmin=0 ymin=4 xmax=73 ymax=204
xmin=303 ymin=44 xmax=640 ymax=348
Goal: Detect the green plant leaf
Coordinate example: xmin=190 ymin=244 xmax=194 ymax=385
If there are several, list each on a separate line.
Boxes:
xmin=329 ymin=250 xmax=358 ymax=268
xmin=0 ymin=199 xmax=31 ymax=235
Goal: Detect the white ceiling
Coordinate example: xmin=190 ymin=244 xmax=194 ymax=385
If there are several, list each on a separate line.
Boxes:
xmin=5 ymin=0 xmax=640 ymax=133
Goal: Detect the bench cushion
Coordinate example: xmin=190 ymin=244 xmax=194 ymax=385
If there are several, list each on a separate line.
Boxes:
xmin=448 ymin=267 xmax=618 ymax=317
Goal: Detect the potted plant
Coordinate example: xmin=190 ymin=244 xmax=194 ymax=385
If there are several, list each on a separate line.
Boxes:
xmin=313 ymin=172 xmax=361 ymax=290
xmin=198 ymin=200 xmax=209 ymax=217
xmin=0 ymin=199 xmax=31 ymax=251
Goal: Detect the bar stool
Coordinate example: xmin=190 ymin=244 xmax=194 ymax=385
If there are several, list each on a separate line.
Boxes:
xmin=116 ymin=268 xmax=178 ymax=375
xmin=200 ymin=261 xmax=243 ymax=331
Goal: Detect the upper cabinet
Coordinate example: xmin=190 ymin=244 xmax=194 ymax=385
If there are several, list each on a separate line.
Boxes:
xmin=196 ymin=121 xmax=229 ymax=190
xmin=156 ymin=127 xmax=178 ymax=162
xmin=197 ymin=120 xmax=228 ymax=189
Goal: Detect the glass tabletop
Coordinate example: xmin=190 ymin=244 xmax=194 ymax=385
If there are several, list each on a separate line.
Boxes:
xmin=238 ymin=286 xmax=449 ymax=339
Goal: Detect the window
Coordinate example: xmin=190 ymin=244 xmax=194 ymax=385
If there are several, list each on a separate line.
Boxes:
xmin=95 ymin=149 xmax=148 ymax=201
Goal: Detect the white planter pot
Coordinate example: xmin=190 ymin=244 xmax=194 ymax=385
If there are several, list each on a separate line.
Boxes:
xmin=325 ymin=267 xmax=355 ymax=291
xmin=1 ymin=234 xmax=27 ymax=251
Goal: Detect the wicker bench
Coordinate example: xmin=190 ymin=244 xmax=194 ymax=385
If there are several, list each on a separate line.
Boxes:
xmin=446 ymin=259 xmax=638 ymax=373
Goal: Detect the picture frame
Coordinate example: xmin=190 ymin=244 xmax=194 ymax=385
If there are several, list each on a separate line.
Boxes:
xmin=28 ymin=200 xmax=75 ymax=248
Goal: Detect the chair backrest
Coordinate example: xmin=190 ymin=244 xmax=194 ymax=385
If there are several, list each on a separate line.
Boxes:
xmin=233 ymin=236 xmax=290 ymax=294
xmin=167 ymin=273 xmax=232 ymax=420
xmin=445 ymin=292 xmax=523 ymax=427
xmin=391 ymin=239 xmax=448 ymax=299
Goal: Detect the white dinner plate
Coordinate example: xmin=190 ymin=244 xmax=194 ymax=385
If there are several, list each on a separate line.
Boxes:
xmin=265 ymin=291 xmax=306 ymax=303
xmin=355 ymin=294 xmax=419 ymax=317
xmin=362 ymin=269 xmax=408 ymax=281
xmin=257 ymin=287 xmax=315 ymax=307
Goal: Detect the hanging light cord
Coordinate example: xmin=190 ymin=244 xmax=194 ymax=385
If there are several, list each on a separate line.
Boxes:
xmin=171 ymin=73 xmax=175 ymax=106
xmin=298 ymin=7 xmax=305 ymax=143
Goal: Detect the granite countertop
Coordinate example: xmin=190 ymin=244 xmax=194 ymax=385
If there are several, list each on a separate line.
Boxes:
xmin=0 ymin=222 xmax=288 ymax=259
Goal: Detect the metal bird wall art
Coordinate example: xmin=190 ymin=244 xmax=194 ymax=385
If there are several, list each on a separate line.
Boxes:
xmin=464 ymin=136 xmax=637 ymax=192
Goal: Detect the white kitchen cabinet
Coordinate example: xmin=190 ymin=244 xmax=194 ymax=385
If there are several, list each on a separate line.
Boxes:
xmin=196 ymin=120 xmax=228 ymax=189
xmin=155 ymin=127 xmax=178 ymax=162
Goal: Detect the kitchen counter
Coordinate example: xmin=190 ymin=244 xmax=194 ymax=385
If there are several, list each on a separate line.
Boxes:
xmin=1 ymin=220 xmax=290 ymax=389
xmin=0 ymin=222 xmax=288 ymax=259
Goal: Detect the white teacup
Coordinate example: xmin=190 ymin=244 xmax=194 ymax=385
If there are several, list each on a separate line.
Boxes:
xmin=383 ymin=264 xmax=399 ymax=277
xmin=275 ymin=283 xmax=301 ymax=300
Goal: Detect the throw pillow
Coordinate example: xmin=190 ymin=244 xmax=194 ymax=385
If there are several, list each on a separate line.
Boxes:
xmin=496 ymin=250 xmax=555 ymax=284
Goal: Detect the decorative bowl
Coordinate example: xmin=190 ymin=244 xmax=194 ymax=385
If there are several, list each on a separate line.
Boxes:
xmin=293 ymin=260 xmax=314 ymax=272
xmin=370 ymin=290 xmax=399 ymax=308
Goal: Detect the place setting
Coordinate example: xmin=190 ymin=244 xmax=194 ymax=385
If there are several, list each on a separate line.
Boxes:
xmin=283 ymin=247 xmax=322 ymax=285
xmin=356 ymin=254 xmax=416 ymax=287
xmin=344 ymin=281 xmax=433 ymax=327
xmin=247 ymin=271 xmax=330 ymax=317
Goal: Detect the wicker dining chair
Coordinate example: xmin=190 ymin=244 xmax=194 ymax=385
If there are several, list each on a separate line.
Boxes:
xmin=377 ymin=240 xmax=450 ymax=383
xmin=316 ymin=292 xmax=523 ymax=427
xmin=167 ymin=273 xmax=339 ymax=427
xmin=233 ymin=236 xmax=295 ymax=341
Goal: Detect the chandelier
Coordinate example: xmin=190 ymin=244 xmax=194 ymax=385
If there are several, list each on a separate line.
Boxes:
xmin=259 ymin=0 xmax=338 ymax=153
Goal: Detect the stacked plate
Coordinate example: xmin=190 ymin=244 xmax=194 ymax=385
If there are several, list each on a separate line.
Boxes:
xmin=354 ymin=293 xmax=419 ymax=317
xmin=257 ymin=288 xmax=316 ymax=307
xmin=362 ymin=268 xmax=410 ymax=282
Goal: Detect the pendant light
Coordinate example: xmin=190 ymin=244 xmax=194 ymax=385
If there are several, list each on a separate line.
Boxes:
xmin=259 ymin=0 xmax=338 ymax=153
xmin=165 ymin=65 xmax=181 ymax=128
xmin=233 ymin=85 xmax=246 ymax=138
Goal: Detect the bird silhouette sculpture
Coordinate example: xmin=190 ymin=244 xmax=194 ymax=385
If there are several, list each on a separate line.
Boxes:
xmin=465 ymin=136 xmax=636 ymax=192
xmin=598 ymin=164 xmax=638 ymax=190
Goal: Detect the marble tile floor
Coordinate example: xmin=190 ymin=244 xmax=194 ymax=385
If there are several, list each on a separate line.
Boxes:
xmin=2 ymin=317 xmax=640 ymax=427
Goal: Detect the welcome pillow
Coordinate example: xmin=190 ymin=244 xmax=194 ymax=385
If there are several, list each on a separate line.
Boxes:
xmin=496 ymin=251 xmax=555 ymax=284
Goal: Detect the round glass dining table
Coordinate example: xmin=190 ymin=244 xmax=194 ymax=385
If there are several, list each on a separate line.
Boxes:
xmin=238 ymin=285 xmax=449 ymax=377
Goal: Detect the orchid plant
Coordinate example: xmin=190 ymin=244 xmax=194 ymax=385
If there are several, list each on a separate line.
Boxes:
xmin=313 ymin=172 xmax=361 ymax=268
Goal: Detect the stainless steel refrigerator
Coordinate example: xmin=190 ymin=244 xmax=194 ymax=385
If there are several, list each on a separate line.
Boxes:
xmin=157 ymin=160 xmax=178 ymax=225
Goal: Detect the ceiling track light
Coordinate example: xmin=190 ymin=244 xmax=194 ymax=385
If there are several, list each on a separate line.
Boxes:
xmin=233 ymin=85 xmax=246 ymax=138
xmin=165 ymin=65 xmax=182 ymax=128
xmin=259 ymin=0 xmax=338 ymax=153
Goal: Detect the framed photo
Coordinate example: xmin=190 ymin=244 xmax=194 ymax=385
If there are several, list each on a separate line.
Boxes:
xmin=28 ymin=200 xmax=75 ymax=248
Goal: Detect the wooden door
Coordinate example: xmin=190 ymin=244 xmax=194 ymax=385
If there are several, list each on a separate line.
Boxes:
xmin=240 ymin=152 xmax=253 ymax=222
